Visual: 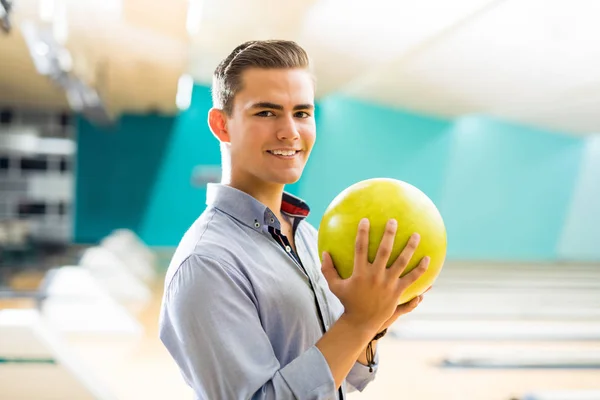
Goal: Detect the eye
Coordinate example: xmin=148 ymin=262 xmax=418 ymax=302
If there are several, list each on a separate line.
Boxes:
xmin=256 ymin=110 xmax=275 ymax=117
xmin=295 ymin=111 xmax=311 ymax=118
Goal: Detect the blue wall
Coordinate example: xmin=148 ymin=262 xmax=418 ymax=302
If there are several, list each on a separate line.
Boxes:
xmin=74 ymin=84 xmax=596 ymax=261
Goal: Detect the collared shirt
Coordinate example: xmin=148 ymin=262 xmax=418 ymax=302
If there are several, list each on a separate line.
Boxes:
xmin=159 ymin=183 xmax=379 ymax=400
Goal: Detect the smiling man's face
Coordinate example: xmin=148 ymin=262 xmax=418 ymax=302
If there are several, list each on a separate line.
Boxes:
xmin=216 ymin=67 xmax=316 ymax=188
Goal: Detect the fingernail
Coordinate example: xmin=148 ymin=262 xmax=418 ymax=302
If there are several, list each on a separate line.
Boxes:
xmin=389 ymin=219 xmax=397 ymax=227
xmin=360 ymin=218 xmax=369 ymax=226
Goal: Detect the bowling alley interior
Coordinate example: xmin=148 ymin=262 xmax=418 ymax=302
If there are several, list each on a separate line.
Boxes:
xmin=1 ymin=1 xmax=600 ymax=399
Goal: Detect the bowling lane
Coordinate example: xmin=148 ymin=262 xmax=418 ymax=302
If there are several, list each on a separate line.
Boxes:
xmin=347 ymin=339 xmax=600 ymax=400
xmin=2 ymin=260 xmax=599 ymax=400
xmin=347 ymin=260 xmax=600 ymax=400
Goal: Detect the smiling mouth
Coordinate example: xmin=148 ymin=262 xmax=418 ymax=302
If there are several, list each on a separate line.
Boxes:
xmin=267 ymin=150 xmax=301 ymax=157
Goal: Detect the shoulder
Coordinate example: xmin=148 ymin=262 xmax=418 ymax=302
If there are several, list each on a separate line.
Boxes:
xmin=164 ymin=251 xmax=254 ymax=307
xmin=160 ymin=252 xmax=258 ymax=333
xmin=163 ymin=207 xmax=249 ymax=290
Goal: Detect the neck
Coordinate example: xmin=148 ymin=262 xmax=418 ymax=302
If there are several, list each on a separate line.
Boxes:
xmin=223 ymin=171 xmax=286 ymax=223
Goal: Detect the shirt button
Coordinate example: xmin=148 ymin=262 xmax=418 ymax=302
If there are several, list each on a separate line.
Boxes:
xmin=285 ymin=245 xmax=291 ymax=253
xmin=254 ymin=222 xmax=260 ymax=228
xmin=270 ymin=218 xmax=275 ymax=223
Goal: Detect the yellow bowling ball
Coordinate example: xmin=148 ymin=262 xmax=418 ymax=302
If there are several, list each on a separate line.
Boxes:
xmin=318 ymin=178 xmax=447 ymax=304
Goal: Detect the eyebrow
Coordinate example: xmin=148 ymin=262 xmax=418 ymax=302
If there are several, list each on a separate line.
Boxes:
xmin=250 ymin=102 xmax=314 ymax=111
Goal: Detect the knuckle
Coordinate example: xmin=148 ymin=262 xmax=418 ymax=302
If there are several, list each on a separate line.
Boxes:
xmin=407 ymin=240 xmax=418 ymax=251
xmin=355 ymin=235 xmax=366 ymax=247
xmin=379 ymin=243 xmax=392 ymax=255
xmin=356 ymin=228 xmax=367 ymax=240
xmin=396 ymin=254 xmax=409 ymax=266
xmin=385 ymin=225 xmax=397 ymax=236
xmin=387 ymin=279 xmax=398 ymax=292
xmin=358 ymin=220 xmax=370 ymax=232
xmin=368 ymin=274 xmax=379 ymax=286
xmin=355 ymin=241 xmax=366 ymax=253
xmin=411 ymin=270 xmax=424 ymax=280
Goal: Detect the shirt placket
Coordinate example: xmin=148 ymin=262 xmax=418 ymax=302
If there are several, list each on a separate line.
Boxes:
xmin=266 ymin=220 xmax=344 ymax=400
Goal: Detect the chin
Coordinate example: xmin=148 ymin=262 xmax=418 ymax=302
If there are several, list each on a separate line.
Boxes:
xmin=277 ymin=176 xmax=301 ymax=185
xmin=267 ymin=171 xmax=303 ymax=185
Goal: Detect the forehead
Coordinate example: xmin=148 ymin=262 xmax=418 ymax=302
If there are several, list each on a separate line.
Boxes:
xmin=235 ymin=68 xmax=315 ymax=107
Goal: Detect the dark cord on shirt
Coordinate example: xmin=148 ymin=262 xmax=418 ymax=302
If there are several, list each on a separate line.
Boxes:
xmin=366 ymin=328 xmax=387 ymax=373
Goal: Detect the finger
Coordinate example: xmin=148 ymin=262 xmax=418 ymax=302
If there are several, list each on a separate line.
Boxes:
xmin=353 ymin=218 xmax=370 ymax=274
xmin=424 ymin=285 xmax=433 ymax=294
xmin=389 ymin=233 xmax=421 ymax=277
xmin=384 ymin=296 xmax=422 ymax=328
xmin=373 ymin=219 xmax=397 ymax=270
xmin=321 ymin=251 xmax=342 ymax=290
xmin=397 ymin=256 xmax=430 ymax=292
xmin=394 ymin=295 xmax=422 ymax=316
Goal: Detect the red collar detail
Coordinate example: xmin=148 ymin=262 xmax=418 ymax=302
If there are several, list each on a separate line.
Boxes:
xmin=281 ymin=199 xmax=309 ymax=218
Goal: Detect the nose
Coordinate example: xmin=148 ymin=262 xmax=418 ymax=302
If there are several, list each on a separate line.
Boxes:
xmin=276 ymin=115 xmax=300 ymax=141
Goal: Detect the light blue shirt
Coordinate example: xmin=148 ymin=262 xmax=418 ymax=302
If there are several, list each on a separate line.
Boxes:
xmin=159 ymin=184 xmax=379 ymax=400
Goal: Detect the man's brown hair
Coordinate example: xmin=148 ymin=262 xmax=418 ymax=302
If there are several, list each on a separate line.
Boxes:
xmin=212 ymin=40 xmax=312 ymax=116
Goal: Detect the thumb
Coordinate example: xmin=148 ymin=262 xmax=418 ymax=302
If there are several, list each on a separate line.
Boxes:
xmin=381 ymin=296 xmax=423 ymax=330
xmin=395 ymin=295 xmax=422 ymax=316
xmin=321 ymin=251 xmax=341 ymax=288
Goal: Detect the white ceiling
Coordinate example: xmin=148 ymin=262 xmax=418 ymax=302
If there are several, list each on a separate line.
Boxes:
xmin=1 ymin=0 xmax=599 ymax=135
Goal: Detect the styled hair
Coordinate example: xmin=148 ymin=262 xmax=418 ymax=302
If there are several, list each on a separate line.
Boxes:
xmin=211 ymin=40 xmax=312 ymax=115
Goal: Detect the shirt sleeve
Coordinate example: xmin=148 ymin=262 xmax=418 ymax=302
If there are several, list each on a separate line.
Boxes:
xmin=158 ymin=254 xmax=338 ymax=400
xmin=346 ymin=352 xmax=379 ymax=392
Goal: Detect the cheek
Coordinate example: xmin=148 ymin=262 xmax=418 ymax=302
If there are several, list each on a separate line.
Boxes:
xmin=302 ymin=128 xmax=317 ymax=149
xmin=232 ymin=125 xmax=265 ymax=158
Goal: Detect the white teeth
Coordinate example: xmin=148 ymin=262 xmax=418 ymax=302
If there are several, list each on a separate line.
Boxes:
xmin=271 ymin=150 xmax=297 ymax=156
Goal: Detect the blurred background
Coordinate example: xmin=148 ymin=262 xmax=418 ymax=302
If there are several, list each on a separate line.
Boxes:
xmin=1 ymin=0 xmax=600 ymax=399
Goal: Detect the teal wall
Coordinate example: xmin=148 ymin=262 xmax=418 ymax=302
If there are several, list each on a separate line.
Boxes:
xmin=438 ymin=116 xmax=583 ymax=260
xmin=75 ymin=85 xmax=219 ymax=246
xmin=74 ymin=114 xmax=176 ymax=243
xmin=301 ymin=98 xmax=585 ymax=261
xmin=137 ymin=86 xmax=220 ymax=245
xmin=557 ymin=134 xmax=600 ymax=261
xmin=300 ymin=95 xmax=451 ymax=226
xmin=74 ymin=84 xmax=596 ymax=261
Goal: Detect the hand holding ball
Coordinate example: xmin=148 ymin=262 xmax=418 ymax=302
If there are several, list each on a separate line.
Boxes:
xmin=318 ymin=178 xmax=447 ymax=305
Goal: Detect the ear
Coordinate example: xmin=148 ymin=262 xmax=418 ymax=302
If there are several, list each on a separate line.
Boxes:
xmin=208 ymin=108 xmax=230 ymax=143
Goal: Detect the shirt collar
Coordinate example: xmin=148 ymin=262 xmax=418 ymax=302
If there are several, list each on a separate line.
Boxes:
xmin=205 ymin=183 xmax=310 ymax=232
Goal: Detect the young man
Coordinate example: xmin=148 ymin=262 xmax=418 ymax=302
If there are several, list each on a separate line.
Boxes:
xmin=159 ymin=40 xmax=430 ymax=400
